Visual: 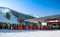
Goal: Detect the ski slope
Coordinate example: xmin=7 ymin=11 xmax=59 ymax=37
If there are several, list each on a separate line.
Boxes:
xmin=0 ymin=8 xmax=20 ymax=24
xmin=0 ymin=30 xmax=60 ymax=37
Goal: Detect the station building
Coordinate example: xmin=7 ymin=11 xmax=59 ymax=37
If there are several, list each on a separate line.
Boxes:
xmin=24 ymin=14 xmax=60 ymax=29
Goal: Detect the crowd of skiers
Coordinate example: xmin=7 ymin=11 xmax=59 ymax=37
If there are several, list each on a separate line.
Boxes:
xmin=0 ymin=22 xmax=60 ymax=30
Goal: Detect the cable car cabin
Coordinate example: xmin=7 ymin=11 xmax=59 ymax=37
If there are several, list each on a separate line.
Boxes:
xmin=46 ymin=20 xmax=60 ymax=30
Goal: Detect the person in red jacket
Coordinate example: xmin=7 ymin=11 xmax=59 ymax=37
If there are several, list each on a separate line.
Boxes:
xmin=2 ymin=23 xmax=8 ymax=29
xmin=22 ymin=25 xmax=26 ymax=30
xmin=11 ymin=24 xmax=17 ymax=30
xmin=47 ymin=25 xmax=52 ymax=30
xmin=29 ymin=24 xmax=33 ymax=30
xmin=35 ymin=25 xmax=40 ymax=30
xmin=20 ymin=24 xmax=23 ymax=30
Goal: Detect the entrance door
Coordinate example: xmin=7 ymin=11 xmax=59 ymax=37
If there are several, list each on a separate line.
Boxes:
xmin=52 ymin=23 xmax=59 ymax=30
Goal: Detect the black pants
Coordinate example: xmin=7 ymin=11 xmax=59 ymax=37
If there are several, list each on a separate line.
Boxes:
xmin=0 ymin=26 xmax=2 ymax=29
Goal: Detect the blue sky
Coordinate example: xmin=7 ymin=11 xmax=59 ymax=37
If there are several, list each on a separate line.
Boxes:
xmin=0 ymin=0 xmax=60 ymax=17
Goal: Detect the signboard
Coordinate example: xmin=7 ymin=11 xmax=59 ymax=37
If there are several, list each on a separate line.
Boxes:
xmin=46 ymin=20 xmax=60 ymax=23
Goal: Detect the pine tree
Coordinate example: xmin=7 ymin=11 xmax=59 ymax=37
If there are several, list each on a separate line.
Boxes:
xmin=6 ymin=12 xmax=10 ymax=19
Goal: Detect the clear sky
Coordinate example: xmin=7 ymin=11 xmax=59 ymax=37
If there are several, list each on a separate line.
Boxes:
xmin=0 ymin=0 xmax=60 ymax=18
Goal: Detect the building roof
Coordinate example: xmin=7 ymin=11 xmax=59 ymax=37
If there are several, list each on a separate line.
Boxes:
xmin=24 ymin=14 xmax=60 ymax=23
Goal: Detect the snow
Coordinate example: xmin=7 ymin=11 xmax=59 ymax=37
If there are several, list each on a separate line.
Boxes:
xmin=8 ymin=12 xmax=20 ymax=24
xmin=0 ymin=11 xmax=20 ymax=24
xmin=0 ymin=7 xmax=10 ymax=13
xmin=0 ymin=30 xmax=60 ymax=37
xmin=0 ymin=7 xmax=60 ymax=37
xmin=0 ymin=7 xmax=20 ymax=24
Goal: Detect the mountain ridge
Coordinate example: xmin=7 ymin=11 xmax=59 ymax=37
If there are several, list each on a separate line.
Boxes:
xmin=0 ymin=7 xmax=35 ymax=24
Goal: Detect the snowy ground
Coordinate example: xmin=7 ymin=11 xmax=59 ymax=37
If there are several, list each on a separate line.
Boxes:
xmin=0 ymin=30 xmax=60 ymax=37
